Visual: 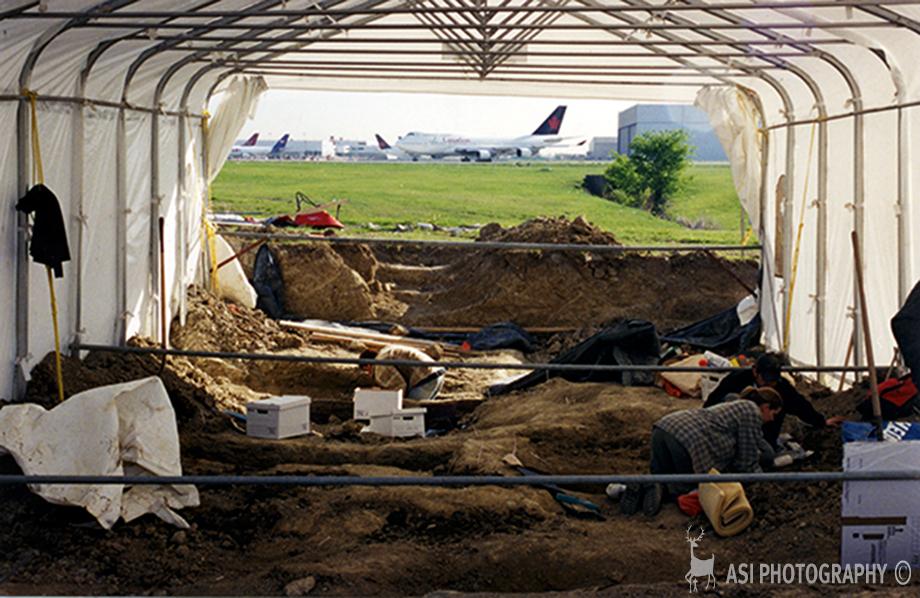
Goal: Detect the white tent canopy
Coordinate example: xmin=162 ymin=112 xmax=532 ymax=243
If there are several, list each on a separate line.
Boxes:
xmin=2 ymin=0 xmax=919 ymax=399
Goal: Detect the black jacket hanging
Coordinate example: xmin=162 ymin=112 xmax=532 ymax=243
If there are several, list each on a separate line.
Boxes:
xmin=16 ymin=183 xmax=71 ymax=278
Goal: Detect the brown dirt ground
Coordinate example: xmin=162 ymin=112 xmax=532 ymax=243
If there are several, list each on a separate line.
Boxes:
xmin=1 ymin=216 xmax=916 ymax=597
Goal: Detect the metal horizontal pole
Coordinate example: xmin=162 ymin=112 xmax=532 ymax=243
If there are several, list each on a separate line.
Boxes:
xmin=215 ymin=229 xmax=763 ymax=254
xmin=230 ymin=64 xmax=749 ymax=78
xmin=20 ymin=0 xmax=920 ymax=20
xmin=73 ymin=20 xmax=894 ymax=31
xmin=761 ymin=96 xmax=920 ymax=130
xmin=241 ymin=70 xmax=723 ymax=86
xmin=70 ymin=343 xmax=871 ymax=375
xmin=148 ymin=35 xmax=852 ymax=46
xmin=175 ymin=44 xmax=815 ymax=60
xmin=217 ymin=57 xmax=749 ymax=69
xmin=214 ymin=60 xmax=751 ymax=73
xmin=0 ymin=470 xmax=915 ymax=487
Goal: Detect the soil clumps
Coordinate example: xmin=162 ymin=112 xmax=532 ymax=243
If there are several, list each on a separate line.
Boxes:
xmin=0 ymin=217 xmax=887 ymax=597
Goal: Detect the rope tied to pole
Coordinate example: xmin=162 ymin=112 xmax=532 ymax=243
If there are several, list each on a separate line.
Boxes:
xmin=19 ymin=89 xmax=65 ymax=403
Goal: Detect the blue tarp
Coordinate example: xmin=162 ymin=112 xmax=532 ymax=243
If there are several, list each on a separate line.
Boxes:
xmin=841 ymin=421 xmax=920 ymax=443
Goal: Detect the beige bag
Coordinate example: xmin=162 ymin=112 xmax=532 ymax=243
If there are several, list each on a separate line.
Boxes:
xmin=698 ymin=468 xmax=754 ymax=537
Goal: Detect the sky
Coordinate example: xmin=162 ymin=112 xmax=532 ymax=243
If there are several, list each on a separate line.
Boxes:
xmin=214 ymin=89 xmax=638 ymax=150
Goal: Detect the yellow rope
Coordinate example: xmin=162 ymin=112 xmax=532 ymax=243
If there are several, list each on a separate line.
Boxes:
xmin=46 ymin=266 xmax=64 ymax=402
xmin=741 ymin=225 xmax=755 ymax=246
xmin=25 ymin=90 xmax=44 ymax=186
xmin=783 ymin=117 xmax=820 ymax=354
xmin=199 ymin=112 xmax=221 ymax=295
xmin=23 ymin=90 xmax=64 ymax=403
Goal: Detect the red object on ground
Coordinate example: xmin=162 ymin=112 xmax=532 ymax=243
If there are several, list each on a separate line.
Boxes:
xmin=678 ymin=491 xmax=703 ymax=516
xmin=662 ymin=379 xmax=684 ymax=398
xmin=293 ymin=211 xmax=345 ymax=229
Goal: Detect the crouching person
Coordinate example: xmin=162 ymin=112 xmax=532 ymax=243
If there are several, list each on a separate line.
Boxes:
xmin=621 ymin=387 xmax=783 ymax=517
xmin=359 ymin=345 xmax=446 ymax=401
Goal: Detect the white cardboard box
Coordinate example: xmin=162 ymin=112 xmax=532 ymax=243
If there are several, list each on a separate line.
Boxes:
xmin=365 ymin=408 xmax=426 ymax=437
xmin=246 ymin=395 xmax=311 ymax=439
xmin=354 ymin=388 xmax=403 ymax=420
xmin=841 ymin=441 xmax=920 ymax=569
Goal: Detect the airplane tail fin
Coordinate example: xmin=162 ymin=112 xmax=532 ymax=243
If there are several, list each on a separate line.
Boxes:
xmin=270 ymin=134 xmax=290 ymax=154
xmin=375 ymin=134 xmax=392 ymax=150
xmin=242 ymin=133 xmax=259 ymax=146
xmin=532 ymin=106 xmax=566 ymax=135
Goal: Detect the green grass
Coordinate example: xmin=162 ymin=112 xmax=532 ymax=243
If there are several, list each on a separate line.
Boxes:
xmin=210 ymin=160 xmax=747 ymax=246
xmin=669 ymin=164 xmax=748 ymax=234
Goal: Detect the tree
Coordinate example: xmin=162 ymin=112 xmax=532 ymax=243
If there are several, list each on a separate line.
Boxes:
xmin=604 ymin=129 xmax=695 ymax=215
xmin=602 ymin=153 xmax=645 ymax=209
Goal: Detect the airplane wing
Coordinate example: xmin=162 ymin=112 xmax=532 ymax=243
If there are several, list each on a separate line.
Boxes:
xmin=452 ymin=138 xmax=563 ymax=161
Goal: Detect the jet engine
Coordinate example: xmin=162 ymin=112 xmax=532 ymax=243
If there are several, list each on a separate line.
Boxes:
xmin=475 ymin=150 xmax=492 ymax=162
xmin=515 ymin=148 xmax=534 ymax=158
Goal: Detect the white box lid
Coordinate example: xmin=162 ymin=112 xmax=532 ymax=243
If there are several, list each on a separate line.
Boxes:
xmin=370 ymin=407 xmax=427 ymax=418
xmin=247 ymin=395 xmax=311 ymax=411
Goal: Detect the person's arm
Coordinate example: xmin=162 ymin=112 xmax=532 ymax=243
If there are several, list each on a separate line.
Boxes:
xmin=777 ymin=380 xmax=829 ymax=429
xmin=703 ymin=371 xmax=751 ymax=408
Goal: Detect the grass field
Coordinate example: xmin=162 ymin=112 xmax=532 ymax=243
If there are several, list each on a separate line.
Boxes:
xmin=211 ymin=160 xmax=749 ymax=246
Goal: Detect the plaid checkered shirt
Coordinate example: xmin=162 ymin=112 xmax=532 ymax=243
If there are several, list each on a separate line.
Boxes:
xmin=654 ymin=400 xmax=765 ymax=474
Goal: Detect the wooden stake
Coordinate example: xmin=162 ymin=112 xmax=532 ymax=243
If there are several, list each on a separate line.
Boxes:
xmin=851 ymin=231 xmax=883 ymax=440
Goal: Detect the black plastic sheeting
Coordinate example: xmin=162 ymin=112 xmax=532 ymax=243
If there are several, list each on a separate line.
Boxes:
xmin=486 ymin=319 xmax=661 ymax=396
xmin=250 ymin=244 xmax=285 ymax=319
xmin=343 ymin=321 xmax=534 ymax=353
xmin=892 ymin=279 xmax=920 ymax=390
xmin=659 ymin=305 xmax=761 ymax=355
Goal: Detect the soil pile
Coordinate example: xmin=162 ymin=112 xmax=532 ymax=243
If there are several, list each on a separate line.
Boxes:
xmin=254 ymin=215 xmax=758 ymax=331
xmin=0 ymin=216 xmax=896 ymax=597
xmin=476 ymin=215 xmax=622 ymax=246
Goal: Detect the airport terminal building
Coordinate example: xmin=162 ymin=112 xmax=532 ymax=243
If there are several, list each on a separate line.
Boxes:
xmin=617 ymin=104 xmax=727 ymax=162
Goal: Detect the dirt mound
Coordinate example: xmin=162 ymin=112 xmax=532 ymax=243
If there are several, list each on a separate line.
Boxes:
xmin=4 ymin=352 xmax=855 ymax=597
xmin=476 ymin=215 xmax=622 ymax=246
xmin=257 ymin=215 xmax=756 ymax=331
xmin=0 ymin=218 xmax=872 ymax=597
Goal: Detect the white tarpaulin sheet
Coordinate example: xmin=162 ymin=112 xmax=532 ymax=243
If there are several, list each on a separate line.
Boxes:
xmin=215 ymin=234 xmax=257 ymax=308
xmin=0 ymin=376 xmax=198 ymax=529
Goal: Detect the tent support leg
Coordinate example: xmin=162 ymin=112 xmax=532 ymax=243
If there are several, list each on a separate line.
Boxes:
xmin=14 ymin=95 xmax=30 ymax=399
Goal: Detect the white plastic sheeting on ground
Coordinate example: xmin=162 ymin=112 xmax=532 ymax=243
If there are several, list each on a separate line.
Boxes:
xmin=0 ymin=377 xmax=199 ymax=529
xmin=214 ymin=235 xmax=258 ymax=308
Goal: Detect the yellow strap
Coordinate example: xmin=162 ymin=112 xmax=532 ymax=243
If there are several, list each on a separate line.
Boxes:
xmin=23 ymin=90 xmax=43 ymax=185
xmin=46 ymin=266 xmax=65 ymax=403
xmin=195 ymin=112 xmax=221 ymax=295
xmin=741 ymin=225 xmax=755 ymax=246
xmin=783 ymin=118 xmax=819 ymax=353
xmin=24 ymin=89 xmax=64 ymax=402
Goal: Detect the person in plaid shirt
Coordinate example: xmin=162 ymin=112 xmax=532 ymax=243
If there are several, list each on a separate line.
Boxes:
xmin=621 ymin=387 xmax=783 ymax=517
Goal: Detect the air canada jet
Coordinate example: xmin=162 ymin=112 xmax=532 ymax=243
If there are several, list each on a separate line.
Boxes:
xmin=393 ymin=106 xmax=568 ymax=162
xmin=375 ymin=134 xmax=408 ymax=160
xmin=230 ymin=133 xmax=290 ymax=158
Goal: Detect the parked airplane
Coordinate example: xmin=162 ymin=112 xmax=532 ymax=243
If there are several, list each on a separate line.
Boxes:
xmin=375 ymin=134 xmax=408 ymax=160
xmin=234 ymin=133 xmax=259 ymax=150
xmin=392 ymin=106 xmax=568 ymax=162
xmin=230 ymin=133 xmax=290 ymax=158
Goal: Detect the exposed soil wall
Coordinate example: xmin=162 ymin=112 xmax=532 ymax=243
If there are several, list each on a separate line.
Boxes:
xmin=1 ymin=216 xmax=891 ymax=597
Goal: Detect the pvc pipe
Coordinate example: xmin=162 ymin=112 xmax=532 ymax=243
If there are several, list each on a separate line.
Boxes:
xmin=70 ymin=343 xmax=875 ymax=374
xmin=0 ymin=470 xmax=916 ymax=487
